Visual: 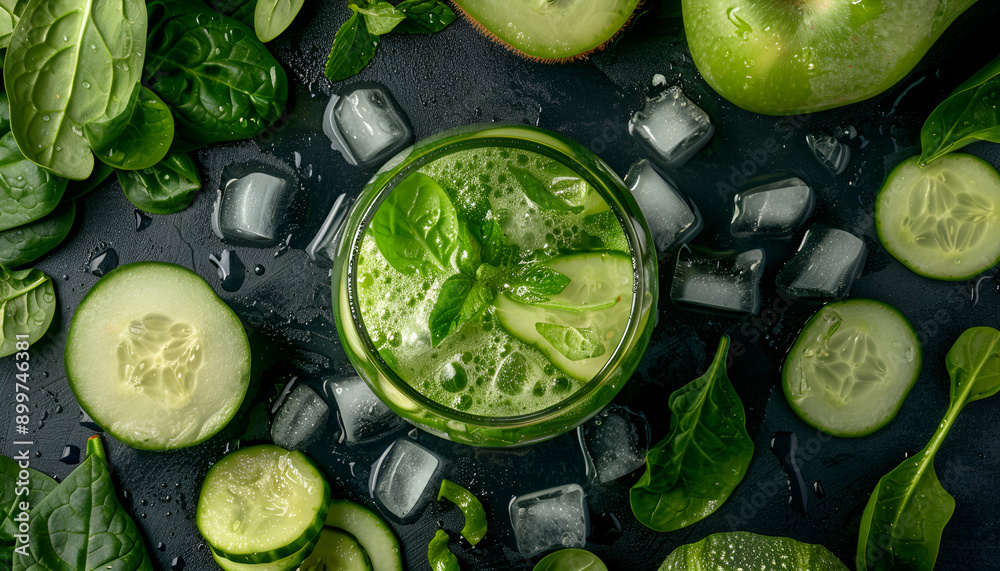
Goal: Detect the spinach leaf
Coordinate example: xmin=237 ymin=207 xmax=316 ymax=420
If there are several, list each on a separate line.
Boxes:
xmin=509 ymin=166 xmax=584 ymax=215
xmin=478 ymin=219 xmax=519 ymax=267
xmin=144 ymin=6 xmax=288 ymax=150
xmin=630 ymin=335 xmax=753 ymax=532
xmin=0 ymin=201 xmax=75 ymax=267
xmin=254 ymin=0 xmax=305 ymax=42
xmin=1 ymin=455 xmax=57 ymax=570
xmin=0 ymin=266 xmax=55 ymax=357
xmin=4 ymin=0 xmax=146 ymax=180
xmin=86 ymin=85 xmax=174 ymax=171
xmin=427 ymin=529 xmax=459 ymax=571
xmin=371 ymin=172 xmax=462 ymax=275
xmin=661 ymin=532 xmax=849 ymax=571
xmin=394 ymin=0 xmax=457 ymax=34
xmin=352 ymin=2 xmax=406 ymax=35
xmin=212 ymin=0 xmax=256 ymax=26
xmin=507 ymin=264 xmax=571 ymax=304
xmin=535 ymin=323 xmax=605 ymax=361
xmin=14 ymin=436 xmax=153 ymax=571
xmin=921 ymin=55 xmax=1000 ymax=165
xmin=533 ymin=550 xmax=609 ymax=571
xmin=428 ymin=274 xmax=491 ymax=347
xmin=0 ymin=91 xmax=9 ymax=132
xmin=325 ymin=9 xmax=380 ymax=82
xmin=857 ymin=327 xmax=1000 ymax=571
xmin=117 ymin=152 xmax=201 ymax=214
xmin=0 ymin=132 xmax=68 ymax=231
xmin=65 ymin=162 xmax=114 ymax=201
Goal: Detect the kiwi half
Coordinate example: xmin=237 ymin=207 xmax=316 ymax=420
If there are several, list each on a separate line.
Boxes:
xmin=453 ymin=0 xmax=641 ymax=62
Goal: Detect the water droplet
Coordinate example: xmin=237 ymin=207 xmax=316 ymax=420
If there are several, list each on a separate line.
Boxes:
xmin=42 ymin=115 xmax=50 ymax=122
xmin=82 ymin=81 xmax=90 ymax=89
xmin=253 ymin=264 xmax=265 ymax=276
xmin=209 ymin=250 xmax=246 ymax=292
xmin=88 ymin=248 xmax=119 ymax=277
xmin=135 ymin=210 xmax=153 ymax=232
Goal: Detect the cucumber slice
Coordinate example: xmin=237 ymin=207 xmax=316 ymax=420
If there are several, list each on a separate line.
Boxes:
xmin=876 ymin=154 xmax=1000 ymax=280
xmin=324 ymin=500 xmax=403 ymax=571
xmin=211 ymin=536 xmax=317 ymax=571
xmin=495 ymin=252 xmax=633 ymax=382
xmin=300 ymin=528 xmax=373 ymax=571
xmin=782 ymin=300 xmax=921 ymax=437
xmin=65 ymin=261 xmax=250 ymax=450
xmin=197 ymin=445 xmax=330 ymax=565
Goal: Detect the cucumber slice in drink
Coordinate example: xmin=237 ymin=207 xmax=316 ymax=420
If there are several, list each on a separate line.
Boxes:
xmin=65 ymin=261 xmax=250 ymax=450
xmin=211 ymin=537 xmax=318 ymax=571
xmin=197 ymin=445 xmax=331 ymax=565
xmin=782 ymin=299 xmax=921 ymax=437
xmin=300 ymin=528 xmax=373 ymax=571
xmin=876 ymin=154 xmax=1000 ymax=280
xmin=324 ymin=500 xmax=403 ymax=571
xmin=495 ymin=252 xmax=634 ymax=382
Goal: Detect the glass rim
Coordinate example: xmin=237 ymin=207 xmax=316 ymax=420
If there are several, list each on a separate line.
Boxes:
xmin=344 ymin=125 xmax=651 ymax=429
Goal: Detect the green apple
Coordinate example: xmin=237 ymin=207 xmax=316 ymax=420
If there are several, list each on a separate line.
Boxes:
xmin=453 ymin=0 xmax=640 ymax=61
xmin=682 ymin=0 xmax=978 ymax=115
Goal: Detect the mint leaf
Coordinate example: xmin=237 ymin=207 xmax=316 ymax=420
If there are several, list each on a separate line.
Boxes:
xmin=509 ymin=166 xmax=584 ymax=214
xmin=456 ymin=223 xmax=482 ymax=276
xmin=351 ymin=2 xmax=405 ymax=35
xmin=371 ymin=172 xmax=462 ymax=275
xmin=428 ymin=274 xmax=491 ymax=347
xmin=508 ymin=265 xmax=571 ymax=304
xmin=325 ymin=9 xmax=380 ymax=82
xmin=479 ymin=219 xmax=519 ymax=266
xmin=535 ymin=322 xmax=606 ymax=361
xmin=394 ymin=0 xmax=456 ymax=34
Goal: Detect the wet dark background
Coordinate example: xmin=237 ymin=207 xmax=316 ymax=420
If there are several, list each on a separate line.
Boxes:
xmin=3 ymin=1 xmax=1000 ymax=569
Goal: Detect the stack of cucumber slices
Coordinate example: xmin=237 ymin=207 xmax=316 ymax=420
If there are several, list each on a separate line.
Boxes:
xmin=197 ymin=445 xmax=403 ymax=571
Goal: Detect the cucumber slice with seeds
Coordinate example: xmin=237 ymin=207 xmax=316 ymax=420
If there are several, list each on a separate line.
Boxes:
xmin=324 ymin=500 xmax=403 ymax=571
xmin=782 ymin=299 xmax=921 ymax=437
xmin=197 ymin=445 xmax=330 ymax=565
xmin=876 ymin=154 xmax=1000 ymax=280
xmin=211 ymin=536 xmax=318 ymax=571
xmin=66 ymin=261 xmax=250 ymax=450
xmin=300 ymin=528 xmax=373 ymax=571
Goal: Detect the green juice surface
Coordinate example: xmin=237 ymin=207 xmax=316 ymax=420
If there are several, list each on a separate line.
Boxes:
xmin=355 ymin=147 xmax=633 ymax=417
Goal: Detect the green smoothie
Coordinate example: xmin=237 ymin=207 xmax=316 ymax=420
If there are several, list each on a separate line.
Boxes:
xmin=354 ymin=146 xmax=635 ymax=417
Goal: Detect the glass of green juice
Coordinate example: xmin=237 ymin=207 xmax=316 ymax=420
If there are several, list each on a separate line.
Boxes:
xmin=331 ymin=125 xmax=657 ymax=447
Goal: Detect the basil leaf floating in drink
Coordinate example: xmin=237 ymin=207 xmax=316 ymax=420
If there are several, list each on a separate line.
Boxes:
xmin=371 ymin=172 xmax=463 ymax=275
xmin=857 ymin=327 xmax=1000 ymax=571
xmin=535 ymin=323 xmax=606 ymax=362
xmin=85 ymin=84 xmax=174 ymax=171
xmin=921 ymin=54 xmax=1000 ymax=166
xmin=428 ymin=274 xmax=491 ymax=347
xmin=325 ymin=8 xmax=381 ymax=82
xmin=4 ymin=0 xmax=146 ymax=180
xmin=394 ymin=0 xmax=457 ymax=34
xmin=0 ymin=265 xmax=55 ymax=358
xmin=254 ymin=0 xmax=305 ymax=42
xmin=630 ymin=335 xmax=753 ymax=532
xmin=507 ymin=264 xmax=572 ymax=305
xmin=478 ymin=219 xmax=520 ymax=267
xmin=117 ymin=152 xmax=201 ymax=215
xmin=14 ymin=436 xmax=154 ymax=571
xmin=436 ymin=479 xmax=487 ymax=546
xmin=510 ymin=166 xmax=585 ymax=214
xmin=144 ymin=4 xmax=288 ymax=150
xmin=0 ymin=132 xmax=68 ymax=232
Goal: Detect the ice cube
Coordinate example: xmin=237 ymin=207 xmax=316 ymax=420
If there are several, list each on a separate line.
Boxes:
xmin=776 ymin=226 xmax=867 ymax=300
xmin=670 ymin=246 xmax=765 ymax=316
xmin=578 ymin=405 xmax=651 ymax=484
xmin=806 ymin=133 xmax=851 ymax=175
xmin=323 ymin=376 xmax=403 ymax=443
xmin=214 ymin=173 xmax=290 ymax=246
xmin=306 ymin=194 xmax=354 ymax=261
xmin=730 ymin=177 xmax=815 ymax=238
xmin=630 ymin=86 xmax=715 ymax=169
xmin=324 ymin=85 xmax=413 ymax=166
xmin=370 ymin=438 xmax=441 ymax=521
xmin=509 ymin=483 xmax=590 ymax=557
xmin=624 ymin=159 xmax=702 ymax=255
xmin=270 ymin=384 xmax=330 ymax=451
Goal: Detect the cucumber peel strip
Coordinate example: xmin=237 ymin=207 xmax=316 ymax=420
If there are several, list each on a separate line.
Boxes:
xmin=436 ymin=479 xmax=487 ymax=546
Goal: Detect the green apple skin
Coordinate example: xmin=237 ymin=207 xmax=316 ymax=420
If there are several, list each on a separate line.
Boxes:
xmin=453 ymin=0 xmax=640 ymax=61
xmin=682 ymin=0 xmax=978 ymax=115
